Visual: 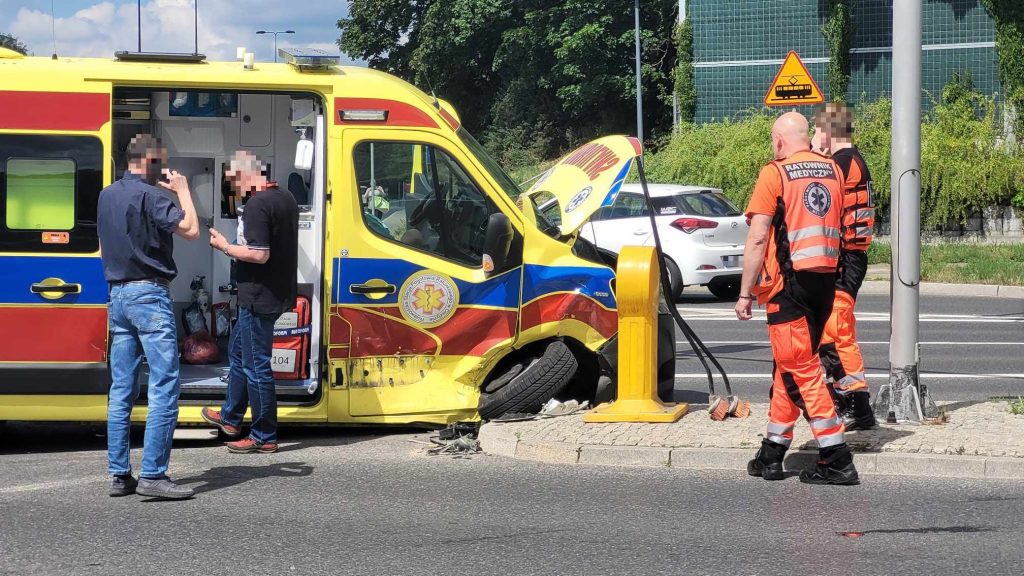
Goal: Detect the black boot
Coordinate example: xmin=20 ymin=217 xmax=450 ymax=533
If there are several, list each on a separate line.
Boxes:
xmin=843 ymin=391 xmax=877 ymax=431
xmin=747 ymin=439 xmax=787 ymax=481
xmin=800 ymin=444 xmax=859 ymax=485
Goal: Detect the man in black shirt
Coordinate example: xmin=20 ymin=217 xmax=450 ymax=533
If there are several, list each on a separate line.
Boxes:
xmin=99 ymin=134 xmax=199 ymax=500
xmin=202 ymin=151 xmax=298 ymax=453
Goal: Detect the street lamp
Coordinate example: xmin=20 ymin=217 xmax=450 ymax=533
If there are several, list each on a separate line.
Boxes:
xmin=255 ymin=30 xmax=294 ymax=62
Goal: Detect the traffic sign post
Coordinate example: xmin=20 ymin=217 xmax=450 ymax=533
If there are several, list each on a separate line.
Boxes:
xmin=764 ymin=51 xmax=824 ymax=107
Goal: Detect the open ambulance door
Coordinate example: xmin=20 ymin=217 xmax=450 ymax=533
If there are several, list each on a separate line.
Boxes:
xmin=0 ymin=85 xmax=112 ymax=407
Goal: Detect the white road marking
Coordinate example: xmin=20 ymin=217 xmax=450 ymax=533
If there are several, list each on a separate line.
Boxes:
xmin=676 ymin=307 xmax=1024 ymax=324
xmin=674 ymin=372 xmax=1024 ymax=380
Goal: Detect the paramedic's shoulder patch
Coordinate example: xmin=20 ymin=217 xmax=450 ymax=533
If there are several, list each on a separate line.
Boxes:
xmin=782 ymin=161 xmax=835 ymax=181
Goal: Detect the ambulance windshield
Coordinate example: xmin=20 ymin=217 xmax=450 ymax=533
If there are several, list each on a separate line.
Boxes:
xmin=456 ymin=128 xmax=523 ymax=202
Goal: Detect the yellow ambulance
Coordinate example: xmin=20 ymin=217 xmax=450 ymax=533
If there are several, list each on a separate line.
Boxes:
xmin=0 ymin=47 xmax=650 ymax=427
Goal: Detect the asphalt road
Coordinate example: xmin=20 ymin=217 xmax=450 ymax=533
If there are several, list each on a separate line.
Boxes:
xmin=672 ymin=289 xmax=1024 ymax=403
xmin=1 ymin=424 xmax=1023 ymax=576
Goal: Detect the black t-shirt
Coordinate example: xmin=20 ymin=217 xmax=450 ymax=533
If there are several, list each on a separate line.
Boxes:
xmin=97 ymin=173 xmax=184 ymax=282
xmin=237 ymin=186 xmax=299 ymax=316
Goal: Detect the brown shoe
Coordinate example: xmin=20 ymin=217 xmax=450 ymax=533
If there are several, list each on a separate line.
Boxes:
xmin=201 ymin=407 xmax=242 ymax=438
xmin=226 ymin=437 xmax=279 ymax=454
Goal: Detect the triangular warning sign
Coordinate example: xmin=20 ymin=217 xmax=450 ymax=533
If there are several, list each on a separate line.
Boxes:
xmin=764 ymin=51 xmax=824 ymax=107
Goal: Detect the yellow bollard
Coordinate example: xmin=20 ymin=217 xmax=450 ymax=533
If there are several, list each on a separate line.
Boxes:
xmin=584 ymin=246 xmax=688 ymax=423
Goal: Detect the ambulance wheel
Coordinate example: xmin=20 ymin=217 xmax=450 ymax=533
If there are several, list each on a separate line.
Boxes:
xmin=663 ymin=257 xmax=683 ymax=301
xmin=478 ymin=341 xmax=578 ymax=420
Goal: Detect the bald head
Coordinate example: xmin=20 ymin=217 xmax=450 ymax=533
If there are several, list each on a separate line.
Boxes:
xmin=771 ymin=111 xmax=811 ymax=160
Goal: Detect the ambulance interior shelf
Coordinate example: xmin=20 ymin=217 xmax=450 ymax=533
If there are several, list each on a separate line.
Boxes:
xmin=111 ymin=87 xmax=325 ymax=402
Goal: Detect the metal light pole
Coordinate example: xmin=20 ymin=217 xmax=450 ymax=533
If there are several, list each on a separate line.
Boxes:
xmin=634 ymin=0 xmax=643 ymax=142
xmin=673 ymin=0 xmax=686 ymax=129
xmin=877 ymin=0 xmax=933 ymax=423
xmin=137 ymin=0 xmax=141 ymax=52
xmin=256 ymin=30 xmax=295 ymax=62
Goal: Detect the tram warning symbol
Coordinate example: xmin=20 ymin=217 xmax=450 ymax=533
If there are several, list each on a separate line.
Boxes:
xmin=764 ymin=51 xmax=824 ymax=106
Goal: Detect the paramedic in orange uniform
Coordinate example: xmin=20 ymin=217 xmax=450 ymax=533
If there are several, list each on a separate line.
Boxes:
xmin=812 ymin=103 xmax=877 ymax=430
xmin=735 ymin=111 xmax=859 ymax=485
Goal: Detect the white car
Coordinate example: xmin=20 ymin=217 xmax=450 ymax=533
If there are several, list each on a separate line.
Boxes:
xmin=578 ymin=183 xmax=749 ymax=300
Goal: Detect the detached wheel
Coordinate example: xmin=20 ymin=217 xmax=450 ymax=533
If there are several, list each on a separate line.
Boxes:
xmin=663 ymin=257 xmax=684 ymax=301
xmin=478 ymin=341 xmax=578 ymax=420
xmin=708 ymin=279 xmax=741 ymax=300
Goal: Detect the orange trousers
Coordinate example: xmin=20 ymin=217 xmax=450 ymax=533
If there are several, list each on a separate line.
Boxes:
xmin=765 ymin=273 xmax=846 ymax=449
xmin=819 ymin=289 xmax=867 ymax=394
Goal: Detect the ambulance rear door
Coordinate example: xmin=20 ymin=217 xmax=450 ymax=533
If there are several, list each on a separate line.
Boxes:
xmin=0 ymin=87 xmax=112 ymax=396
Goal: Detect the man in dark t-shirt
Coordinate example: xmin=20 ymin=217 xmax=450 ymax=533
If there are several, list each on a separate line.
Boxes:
xmin=202 ymin=151 xmax=299 ymax=453
xmin=98 ymin=134 xmax=199 ymax=500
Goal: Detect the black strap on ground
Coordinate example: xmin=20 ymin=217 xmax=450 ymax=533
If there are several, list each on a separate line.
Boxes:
xmin=634 ymin=157 xmax=733 ymax=398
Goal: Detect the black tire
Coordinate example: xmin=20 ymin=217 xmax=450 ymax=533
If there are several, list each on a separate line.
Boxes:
xmin=478 ymin=341 xmax=579 ymax=420
xmin=663 ymin=257 xmax=684 ymax=301
xmin=708 ymin=279 xmax=741 ymax=300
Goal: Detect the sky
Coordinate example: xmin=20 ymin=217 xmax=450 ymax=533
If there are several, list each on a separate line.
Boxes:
xmin=0 ymin=1 xmax=357 ymax=63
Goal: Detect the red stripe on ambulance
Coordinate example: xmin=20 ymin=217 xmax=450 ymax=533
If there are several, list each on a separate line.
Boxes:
xmin=335 ymin=97 xmax=440 ymax=129
xmin=521 ymin=293 xmax=617 ymax=339
xmin=0 ymin=307 xmax=107 ymax=362
xmin=0 ymin=91 xmax=110 ymax=131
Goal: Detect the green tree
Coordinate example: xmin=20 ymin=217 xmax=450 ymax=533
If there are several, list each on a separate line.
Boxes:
xmin=0 ymin=32 xmax=28 ymax=55
xmin=338 ymin=1 xmax=678 ymax=167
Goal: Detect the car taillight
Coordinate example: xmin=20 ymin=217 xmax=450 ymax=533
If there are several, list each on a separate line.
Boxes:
xmin=670 ymin=217 xmax=718 ymax=234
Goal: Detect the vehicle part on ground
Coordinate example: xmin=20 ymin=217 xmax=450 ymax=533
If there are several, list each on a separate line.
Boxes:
xmin=707 ymin=277 xmax=741 ymax=300
xmin=634 ymin=159 xmax=748 ymax=420
xmin=478 ymin=340 xmax=578 ymax=420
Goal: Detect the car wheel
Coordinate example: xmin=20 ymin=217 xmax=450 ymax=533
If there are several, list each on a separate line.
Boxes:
xmin=663 ymin=257 xmax=683 ymax=301
xmin=478 ymin=341 xmax=578 ymax=420
xmin=708 ymin=279 xmax=741 ymax=300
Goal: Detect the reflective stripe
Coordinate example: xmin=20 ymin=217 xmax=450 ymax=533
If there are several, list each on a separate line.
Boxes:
xmin=810 ymin=416 xmax=842 ymax=431
xmin=816 ymin=431 xmax=845 ymax=448
xmin=837 ymin=375 xmax=863 ymax=389
xmin=854 ymin=227 xmax=873 ymax=238
xmin=788 ymin=225 xmax=841 ymax=242
xmin=767 ymin=434 xmax=793 ymax=447
xmin=854 ymin=208 xmax=875 ymax=221
xmin=767 ymin=422 xmax=795 ymax=435
xmin=791 ymin=245 xmax=840 ymax=262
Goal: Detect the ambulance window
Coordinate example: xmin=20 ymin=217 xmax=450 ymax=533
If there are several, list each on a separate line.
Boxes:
xmin=354 ymin=141 xmax=500 ymax=268
xmin=0 ymin=135 xmax=102 ymax=253
xmin=5 ymin=159 xmax=76 ymax=230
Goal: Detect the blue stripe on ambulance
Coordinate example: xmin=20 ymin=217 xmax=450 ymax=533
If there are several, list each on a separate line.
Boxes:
xmin=0 ymin=256 xmax=107 ymax=305
xmin=598 ymin=158 xmax=633 ymax=208
xmin=522 ymin=264 xmax=616 ymax=309
xmin=332 ymin=257 xmax=521 ymax=308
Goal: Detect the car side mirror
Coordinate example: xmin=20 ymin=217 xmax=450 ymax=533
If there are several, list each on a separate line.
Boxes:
xmin=482 ymin=213 xmax=514 ymax=276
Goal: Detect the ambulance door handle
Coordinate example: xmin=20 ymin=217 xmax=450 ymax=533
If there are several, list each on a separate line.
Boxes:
xmin=349 ymin=283 xmax=396 ymax=295
xmin=31 ymin=278 xmax=82 ymax=300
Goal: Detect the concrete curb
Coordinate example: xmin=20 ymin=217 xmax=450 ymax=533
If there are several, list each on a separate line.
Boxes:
xmin=859 ymin=280 xmax=1024 ymax=298
xmin=479 ymin=427 xmax=1024 ymax=480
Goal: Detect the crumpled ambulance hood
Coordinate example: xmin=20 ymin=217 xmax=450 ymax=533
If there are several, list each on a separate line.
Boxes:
xmin=525 ymin=135 xmax=643 ymax=236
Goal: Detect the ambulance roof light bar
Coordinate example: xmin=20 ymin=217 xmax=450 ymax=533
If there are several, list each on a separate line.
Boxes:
xmin=279 ymin=48 xmax=341 ymax=71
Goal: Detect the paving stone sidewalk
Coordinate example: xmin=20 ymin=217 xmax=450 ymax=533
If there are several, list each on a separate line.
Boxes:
xmin=479 ymin=401 xmax=1024 ymax=479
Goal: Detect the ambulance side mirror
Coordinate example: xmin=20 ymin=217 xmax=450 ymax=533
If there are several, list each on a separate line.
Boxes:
xmin=482 ymin=213 xmax=514 ymax=277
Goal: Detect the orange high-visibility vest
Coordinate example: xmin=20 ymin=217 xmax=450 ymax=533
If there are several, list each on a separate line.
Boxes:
xmin=832 ymin=147 xmax=874 ymax=252
xmin=752 ymin=151 xmax=843 ymax=304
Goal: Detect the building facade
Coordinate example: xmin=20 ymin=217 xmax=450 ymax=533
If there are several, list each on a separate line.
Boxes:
xmin=689 ymin=0 xmax=998 ymax=123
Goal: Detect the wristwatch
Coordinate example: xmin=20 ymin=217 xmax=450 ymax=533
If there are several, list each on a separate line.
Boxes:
xmin=221 ymin=243 xmax=231 ymax=256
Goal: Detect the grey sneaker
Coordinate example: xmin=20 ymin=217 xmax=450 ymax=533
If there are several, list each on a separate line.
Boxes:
xmin=109 ymin=474 xmax=138 ymax=497
xmin=136 ymin=476 xmax=195 ymax=500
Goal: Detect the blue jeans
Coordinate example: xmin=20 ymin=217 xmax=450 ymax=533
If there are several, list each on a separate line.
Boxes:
xmin=220 ymin=307 xmax=279 ymax=444
xmin=107 ymin=282 xmax=180 ymax=478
